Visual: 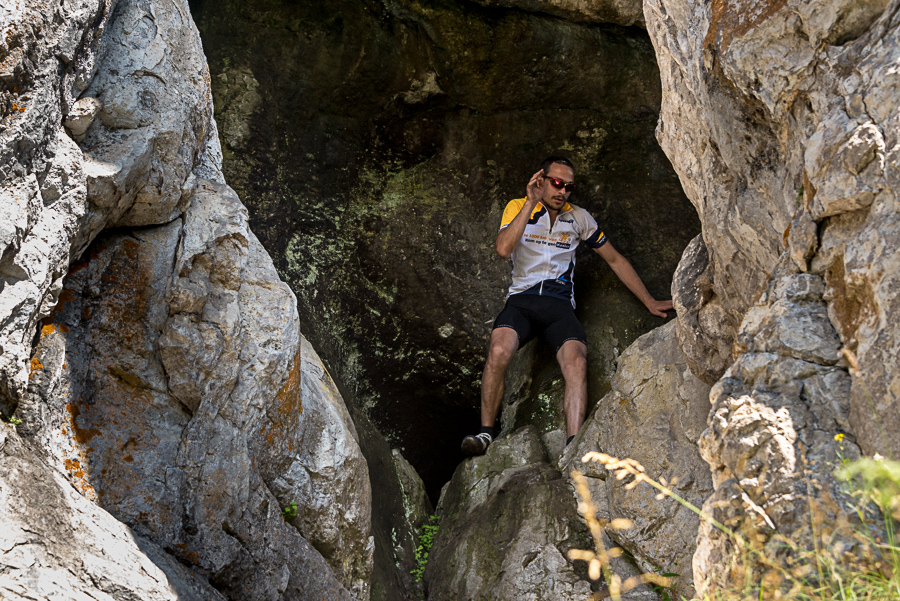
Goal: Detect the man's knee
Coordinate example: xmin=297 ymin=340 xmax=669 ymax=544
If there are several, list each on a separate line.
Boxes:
xmin=557 ymin=340 xmax=587 ymax=376
xmin=486 ymin=329 xmax=518 ymax=368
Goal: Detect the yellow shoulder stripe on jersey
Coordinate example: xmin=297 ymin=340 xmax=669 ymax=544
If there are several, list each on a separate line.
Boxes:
xmin=500 ymin=198 xmax=573 ymax=229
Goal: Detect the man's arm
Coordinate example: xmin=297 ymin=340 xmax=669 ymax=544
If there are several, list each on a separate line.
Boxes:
xmin=496 ymin=170 xmax=544 ymax=257
xmin=595 ymin=242 xmax=673 ymax=318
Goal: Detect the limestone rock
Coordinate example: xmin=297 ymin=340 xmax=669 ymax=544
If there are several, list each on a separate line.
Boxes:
xmin=393 ymin=448 xmax=435 ymax=533
xmin=272 ymin=336 xmax=375 ymax=599
xmin=0 ymin=0 xmax=218 ymax=413
xmin=81 ymin=0 xmax=221 ymax=228
xmin=4 ymin=0 xmax=373 ymax=597
xmin=671 ymin=235 xmax=735 ymax=384
xmin=646 ymin=0 xmax=900 ymax=454
xmin=695 ymin=266 xmax=856 ymax=594
xmin=64 ymin=97 xmax=103 ymax=141
xmin=426 ymin=426 xmax=595 ymax=600
xmin=645 ymin=0 xmax=900 ymax=590
xmin=20 ymin=180 xmax=369 ymax=599
xmin=0 ymin=423 xmax=226 ymax=601
xmin=563 ymin=321 xmax=712 ymax=599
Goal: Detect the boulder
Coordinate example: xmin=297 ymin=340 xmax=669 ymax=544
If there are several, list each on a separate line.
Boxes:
xmin=563 ymin=321 xmax=712 ymax=599
xmin=695 ymin=265 xmax=856 ymax=595
xmin=20 ymin=180 xmax=369 ymax=599
xmin=646 ymin=0 xmax=900 ymax=455
xmin=644 ymin=0 xmax=900 ymax=590
xmin=0 ymin=0 xmax=219 ymax=415
xmin=3 ymin=0 xmax=375 ymax=596
xmin=671 ymin=235 xmax=735 ymax=384
xmin=0 ymin=423 xmax=226 ymax=601
xmin=425 ymin=426 xmax=596 ymax=600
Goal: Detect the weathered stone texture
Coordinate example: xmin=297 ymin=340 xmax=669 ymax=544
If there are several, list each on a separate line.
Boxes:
xmin=21 ymin=181 xmax=369 ymax=599
xmin=2 ymin=0 xmax=375 ymax=598
xmin=671 ymin=235 xmax=736 ymax=384
xmin=0 ymin=423 xmax=227 ymax=601
xmin=648 ymin=0 xmax=900 ymax=453
xmin=645 ymin=0 xmax=900 ymax=591
xmin=695 ymin=267 xmax=856 ymax=595
xmin=0 ymin=0 xmax=220 ymax=412
xmin=426 ymin=427 xmax=596 ymax=601
xmin=563 ymin=320 xmax=712 ymax=599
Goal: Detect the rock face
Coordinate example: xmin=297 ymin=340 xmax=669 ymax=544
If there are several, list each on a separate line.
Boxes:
xmin=20 ymin=178 xmax=369 ymax=600
xmin=191 ymin=0 xmax=699 ymax=496
xmin=644 ymin=0 xmax=900 ymax=592
xmin=425 ymin=427 xmax=596 ymax=600
xmin=2 ymin=0 xmax=375 ymax=598
xmin=695 ymin=266 xmax=856 ymax=594
xmin=0 ymin=423 xmax=226 ymax=601
xmin=562 ymin=320 xmax=712 ymax=599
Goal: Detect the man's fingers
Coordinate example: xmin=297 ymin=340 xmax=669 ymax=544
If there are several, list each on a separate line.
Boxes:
xmin=648 ymin=300 xmax=674 ymax=318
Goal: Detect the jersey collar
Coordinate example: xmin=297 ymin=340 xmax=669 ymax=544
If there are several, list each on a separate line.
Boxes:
xmin=538 ymin=201 xmax=573 ymax=212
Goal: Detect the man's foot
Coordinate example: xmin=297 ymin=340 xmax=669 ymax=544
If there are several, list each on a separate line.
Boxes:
xmin=461 ymin=432 xmax=492 ymax=456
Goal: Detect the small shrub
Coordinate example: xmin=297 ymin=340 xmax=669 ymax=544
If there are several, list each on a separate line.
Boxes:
xmin=282 ymin=501 xmax=298 ymax=520
xmin=411 ymin=515 xmax=440 ymax=583
xmin=1 ymin=413 xmax=21 ymax=426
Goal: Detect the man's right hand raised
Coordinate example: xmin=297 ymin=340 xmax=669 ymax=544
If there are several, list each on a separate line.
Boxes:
xmin=497 ymin=169 xmax=546 ymax=258
xmin=525 ymin=169 xmax=544 ymax=206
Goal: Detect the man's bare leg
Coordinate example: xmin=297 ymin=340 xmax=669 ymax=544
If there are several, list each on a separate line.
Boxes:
xmin=557 ymin=339 xmax=588 ymax=438
xmin=480 ymin=327 xmax=520 ymax=427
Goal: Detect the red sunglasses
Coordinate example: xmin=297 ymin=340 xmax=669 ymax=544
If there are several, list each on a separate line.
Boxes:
xmin=543 ymin=175 xmax=575 ymax=193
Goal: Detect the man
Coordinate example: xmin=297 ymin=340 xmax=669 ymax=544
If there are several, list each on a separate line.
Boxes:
xmin=461 ymin=156 xmax=673 ymax=456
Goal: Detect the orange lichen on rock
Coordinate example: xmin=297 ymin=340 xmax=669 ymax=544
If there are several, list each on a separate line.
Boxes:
xmin=705 ymin=0 xmax=789 ymax=55
xmin=98 ymin=239 xmax=150 ymax=350
xmin=28 ymin=357 xmax=43 ymax=379
xmin=66 ymin=402 xmax=101 ymax=443
xmin=64 ymin=458 xmax=85 ymax=479
xmin=264 ymin=350 xmax=303 ymax=446
xmin=825 ymin=254 xmax=878 ymax=348
xmin=277 ymin=350 xmax=303 ymax=416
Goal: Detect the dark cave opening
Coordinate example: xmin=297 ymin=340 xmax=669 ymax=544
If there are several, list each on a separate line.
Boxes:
xmin=189 ymin=0 xmax=699 ymax=503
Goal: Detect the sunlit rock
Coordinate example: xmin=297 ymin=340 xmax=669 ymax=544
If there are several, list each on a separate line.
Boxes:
xmin=563 ymin=320 xmax=712 ymax=599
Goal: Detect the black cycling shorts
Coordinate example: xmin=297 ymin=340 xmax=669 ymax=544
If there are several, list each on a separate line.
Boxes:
xmin=492 ymin=294 xmax=587 ymax=353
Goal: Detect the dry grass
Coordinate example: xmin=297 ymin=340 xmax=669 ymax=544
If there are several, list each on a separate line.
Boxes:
xmin=568 ymin=449 xmax=900 ymax=601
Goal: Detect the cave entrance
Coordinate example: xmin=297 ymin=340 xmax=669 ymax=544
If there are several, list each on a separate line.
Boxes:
xmin=189 ymin=0 xmax=699 ymax=501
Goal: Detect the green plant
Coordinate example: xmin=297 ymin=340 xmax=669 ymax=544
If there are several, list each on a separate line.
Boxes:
xmin=410 ymin=515 xmax=439 ymax=583
xmin=649 ymin=568 xmax=680 ymax=601
xmin=1 ymin=412 xmax=22 ymax=426
xmin=282 ymin=501 xmax=298 ymax=520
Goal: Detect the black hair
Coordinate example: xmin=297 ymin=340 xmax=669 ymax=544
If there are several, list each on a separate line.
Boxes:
xmin=539 ymin=156 xmax=574 ymax=175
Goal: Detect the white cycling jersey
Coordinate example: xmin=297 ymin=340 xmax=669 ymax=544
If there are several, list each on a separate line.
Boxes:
xmin=500 ymin=198 xmax=607 ymax=307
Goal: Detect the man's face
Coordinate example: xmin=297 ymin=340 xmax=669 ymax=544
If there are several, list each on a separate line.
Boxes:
xmin=539 ymin=163 xmax=575 ymax=211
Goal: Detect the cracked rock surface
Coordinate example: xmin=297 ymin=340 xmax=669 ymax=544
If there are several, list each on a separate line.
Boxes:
xmin=1 ymin=0 xmax=374 ymax=598
xmin=646 ymin=0 xmax=900 ymax=592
